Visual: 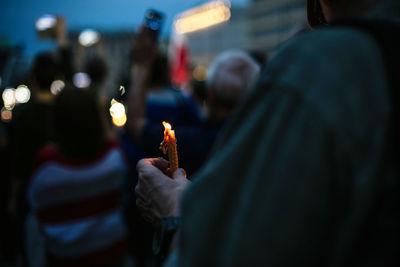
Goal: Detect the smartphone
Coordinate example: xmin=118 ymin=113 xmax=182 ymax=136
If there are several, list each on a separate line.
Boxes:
xmin=36 ymin=14 xmax=57 ymax=39
xmin=143 ymin=9 xmax=164 ymax=41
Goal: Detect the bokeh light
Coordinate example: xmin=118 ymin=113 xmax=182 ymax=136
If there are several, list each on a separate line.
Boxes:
xmin=79 ymin=29 xmax=101 ymax=47
xmin=50 ymin=80 xmax=65 ymax=95
xmin=73 ymin=72 xmax=91 ymax=89
xmin=2 ymin=88 xmax=16 ymax=109
xmin=109 ymin=99 xmax=127 ymax=127
xmin=193 ymin=65 xmax=208 ymax=81
xmin=109 ymin=99 xmax=126 ymax=119
xmin=174 ymin=0 xmax=231 ymax=34
xmin=35 ymin=14 xmax=57 ymax=31
xmin=15 ymin=85 xmax=31 ymax=103
xmin=112 ymin=113 xmax=127 ymax=127
xmin=1 ymin=107 xmax=12 ymax=122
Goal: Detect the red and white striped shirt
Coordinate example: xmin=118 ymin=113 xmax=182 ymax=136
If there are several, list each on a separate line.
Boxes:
xmin=28 ymin=140 xmax=128 ymax=267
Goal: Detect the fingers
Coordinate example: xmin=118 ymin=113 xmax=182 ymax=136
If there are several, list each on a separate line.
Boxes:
xmin=135 ymin=158 xmax=188 ymax=222
xmin=152 ymin=157 xmax=170 ymax=171
xmin=136 ymin=158 xmax=168 ymax=198
xmin=137 ymin=159 xmax=163 ymax=178
xmin=137 ymin=158 xmax=171 ymax=181
xmin=172 ymin=168 xmax=187 ymax=180
xmin=136 ymin=158 xmax=169 ymax=173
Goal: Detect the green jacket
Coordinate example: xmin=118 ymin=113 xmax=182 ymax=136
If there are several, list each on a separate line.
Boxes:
xmin=170 ymin=1 xmax=400 ymax=266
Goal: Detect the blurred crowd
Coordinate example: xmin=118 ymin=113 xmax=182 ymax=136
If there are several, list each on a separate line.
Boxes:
xmin=0 ymin=12 xmax=261 ymax=267
xmin=1 ymin=0 xmax=400 ymax=266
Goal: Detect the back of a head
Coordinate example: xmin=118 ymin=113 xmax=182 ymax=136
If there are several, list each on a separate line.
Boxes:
xmin=84 ymin=56 xmax=108 ymax=86
xmin=52 ymin=87 xmax=105 ymax=157
xmin=206 ymin=50 xmax=260 ymax=110
xmin=31 ymin=52 xmax=62 ymax=92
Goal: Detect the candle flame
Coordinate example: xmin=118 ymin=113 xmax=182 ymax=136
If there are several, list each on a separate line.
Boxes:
xmin=160 ymin=121 xmax=179 ymax=171
xmin=163 ymin=121 xmax=172 ymax=130
xmin=162 ymin=121 xmax=176 ymax=144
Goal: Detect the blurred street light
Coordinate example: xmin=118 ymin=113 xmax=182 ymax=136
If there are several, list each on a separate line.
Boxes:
xmin=35 ymin=14 xmax=57 ymax=31
xmin=174 ymin=0 xmax=231 ymax=34
xmin=109 ymin=99 xmax=126 ymax=127
xmin=50 ymin=80 xmax=65 ymax=95
xmin=112 ymin=114 xmax=127 ymax=127
xmin=73 ymin=72 xmax=91 ymax=89
xmin=79 ymin=29 xmax=100 ymax=47
xmin=15 ymin=85 xmax=31 ymax=103
xmin=193 ymin=65 xmax=208 ymax=81
xmin=109 ymin=99 xmax=125 ymax=119
xmin=2 ymin=88 xmax=16 ymax=109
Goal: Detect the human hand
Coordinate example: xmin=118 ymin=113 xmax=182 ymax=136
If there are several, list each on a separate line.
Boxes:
xmin=135 ymin=158 xmax=190 ymax=224
xmin=131 ymin=26 xmax=158 ymax=67
xmin=127 ymin=26 xmax=161 ymax=141
xmin=129 ymin=26 xmax=158 ymax=99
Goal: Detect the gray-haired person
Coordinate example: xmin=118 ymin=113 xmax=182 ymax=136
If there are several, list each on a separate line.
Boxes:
xmin=128 ymin=47 xmax=260 ymax=176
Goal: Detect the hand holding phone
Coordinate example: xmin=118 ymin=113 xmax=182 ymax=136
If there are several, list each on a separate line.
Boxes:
xmin=132 ymin=26 xmax=158 ymax=66
xmin=143 ymin=9 xmax=164 ymax=41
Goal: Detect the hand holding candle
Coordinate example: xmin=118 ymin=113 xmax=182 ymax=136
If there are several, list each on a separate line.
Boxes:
xmin=160 ymin=121 xmax=179 ymax=173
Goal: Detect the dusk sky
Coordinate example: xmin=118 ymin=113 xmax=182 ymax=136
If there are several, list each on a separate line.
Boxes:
xmin=0 ymin=0 xmax=249 ymax=58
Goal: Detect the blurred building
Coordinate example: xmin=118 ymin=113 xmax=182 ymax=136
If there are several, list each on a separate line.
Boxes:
xmin=69 ymin=31 xmax=136 ymax=96
xmin=182 ymin=6 xmax=249 ymax=67
xmin=248 ymin=0 xmax=307 ymax=53
xmin=180 ymin=0 xmax=308 ymax=68
xmin=69 ymin=30 xmax=172 ymax=96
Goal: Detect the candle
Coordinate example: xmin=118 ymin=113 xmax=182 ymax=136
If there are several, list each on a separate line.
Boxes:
xmin=160 ymin=121 xmax=179 ymax=172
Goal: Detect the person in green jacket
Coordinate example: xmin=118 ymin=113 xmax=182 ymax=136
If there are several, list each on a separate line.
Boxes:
xmin=136 ymin=0 xmax=400 ymax=265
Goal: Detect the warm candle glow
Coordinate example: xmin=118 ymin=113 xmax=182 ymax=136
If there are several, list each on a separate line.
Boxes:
xmin=162 ymin=121 xmax=176 ymax=144
xmin=112 ymin=113 xmax=127 ymax=127
xmin=174 ymin=0 xmax=231 ymax=34
xmin=163 ymin=121 xmax=172 ymax=130
xmin=160 ymin=121 xmax=179 ymax=172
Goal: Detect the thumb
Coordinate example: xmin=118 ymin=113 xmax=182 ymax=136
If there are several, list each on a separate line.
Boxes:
xmin=172 ymin=168 xmax=187 ymax=180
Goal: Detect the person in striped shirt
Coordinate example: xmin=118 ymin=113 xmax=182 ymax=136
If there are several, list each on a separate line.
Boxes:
xmin=28 ymin=88 xmax=128 ymax=267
